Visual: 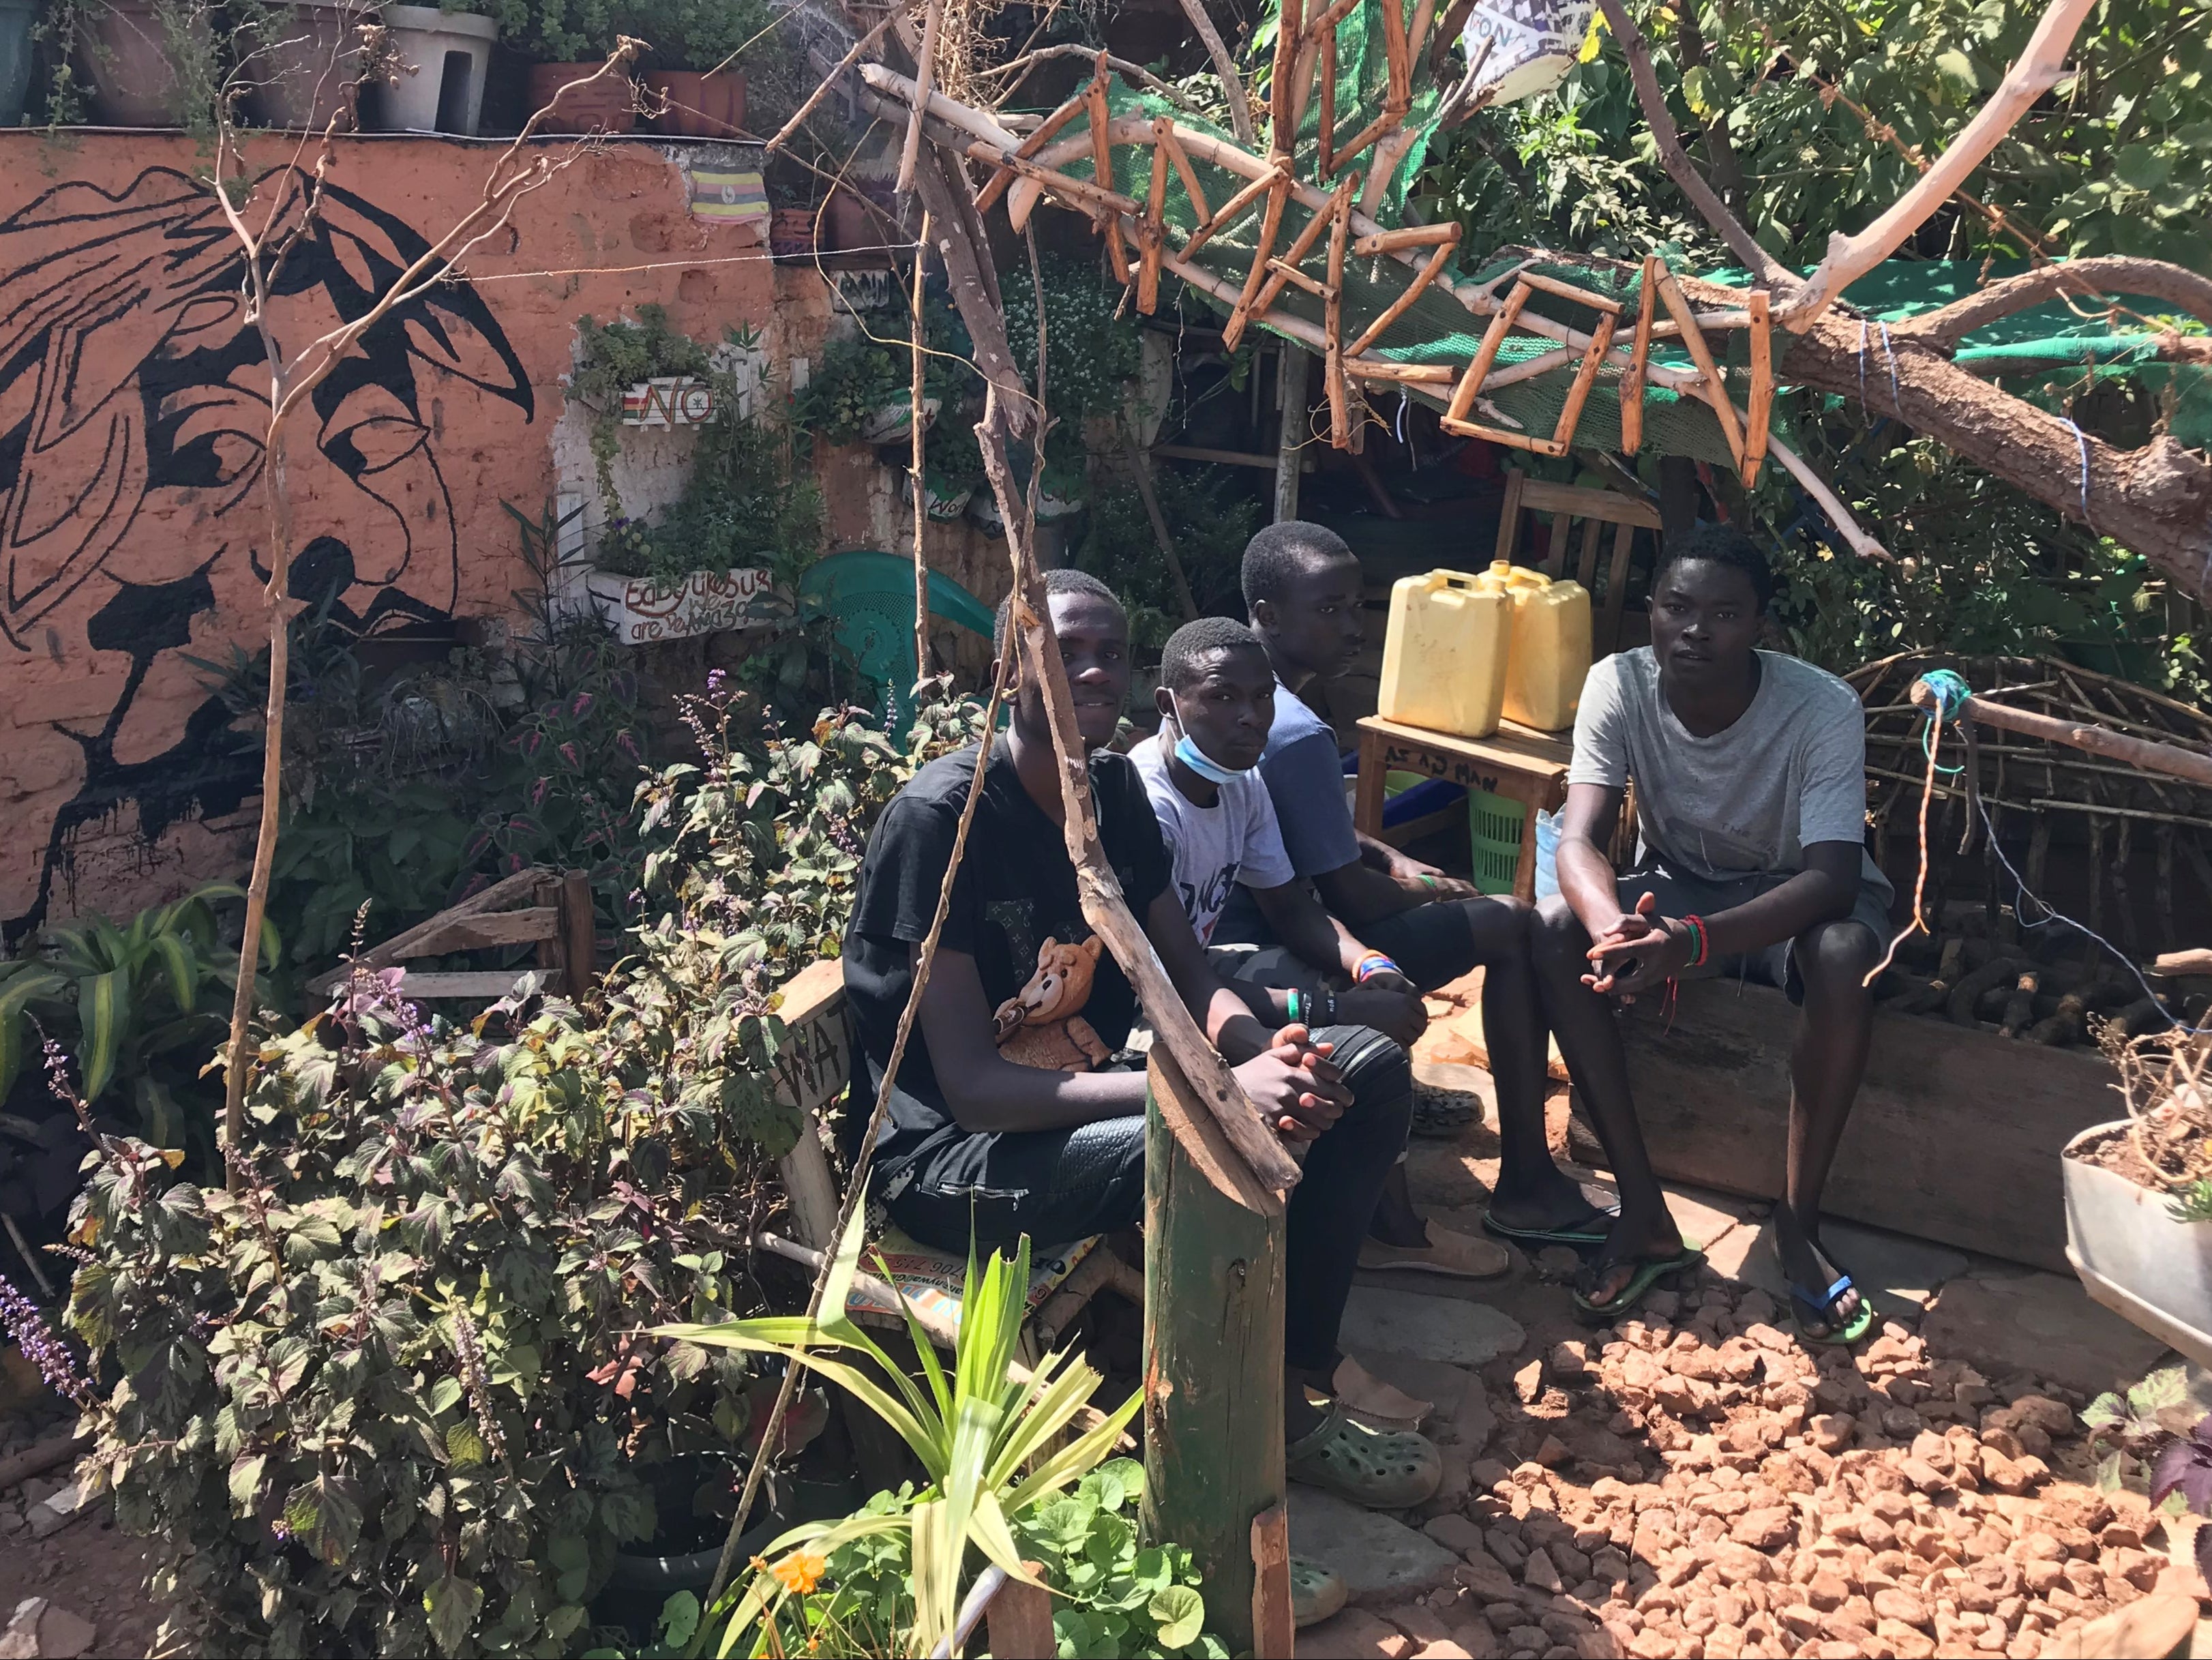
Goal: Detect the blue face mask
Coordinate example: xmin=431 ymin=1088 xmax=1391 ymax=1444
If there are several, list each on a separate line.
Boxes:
xmin=1169 ymin=700 xmax=1253 ymax=786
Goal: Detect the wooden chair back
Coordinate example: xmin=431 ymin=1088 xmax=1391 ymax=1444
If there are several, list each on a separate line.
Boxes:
xmin=1493 ymin=468 xmax=1664 ymax=662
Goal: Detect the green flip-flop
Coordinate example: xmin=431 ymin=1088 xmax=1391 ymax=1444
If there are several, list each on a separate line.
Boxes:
xmin=1290 ymin=1558 xmax=1347 ymax=1628
xmin=1570 ymin=1241 xmax=1705 ymax=1321
xmin=1482 ymin=1203 xmax=1621 ymax=1251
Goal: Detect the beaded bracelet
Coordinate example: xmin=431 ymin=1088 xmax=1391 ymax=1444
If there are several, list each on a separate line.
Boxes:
xmin=1352 ymin=953 xmax=1402 ymax=983
xmin=1682 ymin=914 xmax=1710 ymax=969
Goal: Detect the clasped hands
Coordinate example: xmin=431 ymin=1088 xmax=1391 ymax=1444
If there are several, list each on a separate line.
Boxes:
xmin=1583 ymin=890 xmax=1701 ymax=998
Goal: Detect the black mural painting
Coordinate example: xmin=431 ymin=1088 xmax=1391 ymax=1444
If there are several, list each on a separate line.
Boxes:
xmin=0 ymin=165 xmax=535 ymax=941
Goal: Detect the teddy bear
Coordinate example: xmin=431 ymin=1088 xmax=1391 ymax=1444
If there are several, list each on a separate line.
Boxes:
xmin=993 ymin=935 xmax=1113 ymax=1072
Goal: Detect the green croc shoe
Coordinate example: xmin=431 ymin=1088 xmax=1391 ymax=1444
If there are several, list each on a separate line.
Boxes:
xmin=1285 ymin=1404 xmax=1441 ymax=1510
xmin=1291 ymin=1557 xmax=1347 ymax=1628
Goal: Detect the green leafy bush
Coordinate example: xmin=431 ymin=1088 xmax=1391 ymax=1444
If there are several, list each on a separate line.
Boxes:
xmin=1001 ymin=255 xmax=1142 ymax=419
xmin=492 ymin=0 xmax=627 ymax=63
xmin=65 ymin=970 xmax=782 ymax=1658
xmin=791 ymin=333 xmax=912 ymax=445
xmin=1 ymin=886 xmax=271 ymax=1178
xmin=618 ymin=0 xmax=775 ymax=69
xmin=1075 ymin=465 xmax=1261 ymax=650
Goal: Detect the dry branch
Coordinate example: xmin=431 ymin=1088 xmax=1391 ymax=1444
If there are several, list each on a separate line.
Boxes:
xmin=1782 ymin=0 xmax=2102 ymax=329
xmin=1900 ymin=255 xmax=2212 ymax=351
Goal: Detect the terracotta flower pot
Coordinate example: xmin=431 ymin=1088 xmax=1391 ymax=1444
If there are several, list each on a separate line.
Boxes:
xmin=823 ymin=188 xmax=872 ymax=254
xmin=79 ymin=0 xmax=208 ymax=125
xmin=526 ymin=60 xmax=637 ymax=134
xmin=644 ymin=68 xmax=745 ymax=137
xmin=768 ymin=207 xmax=816 ymax=258
xmin=247 ymin=0 xmax=371 ymax=131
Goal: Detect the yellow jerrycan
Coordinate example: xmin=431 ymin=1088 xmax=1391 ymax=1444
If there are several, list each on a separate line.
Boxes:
xmin=1476 ymin=560 xmax=1593 ymax=731
xmin=1377 ymin=569 xmax=1510 ymax=739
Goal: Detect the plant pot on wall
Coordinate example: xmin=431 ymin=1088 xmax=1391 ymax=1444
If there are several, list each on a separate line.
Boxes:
xmin=822 ymin=187 xmax=873 ymax=254
xmin=78 ymin=0 xmax=206 ymax=125
xmin=526 ymin=60 xmax=637 ymax=132
xmin=2065 ymin=1120 xmax=2212 ymax=1368
xmin=367 ymin=5 xmax=496 ymax=134
xmin=858 ymin=396 xmax=937 ymax=445
xmin=645 ymin=67 xmax=743 ymax=136
xmin=0 ymin=0 xmax=33 ymax=125
xmin=247 ymin=0 xmax=371 ymax=130
xmin=768 ymin=207 xmax=815 ymax=258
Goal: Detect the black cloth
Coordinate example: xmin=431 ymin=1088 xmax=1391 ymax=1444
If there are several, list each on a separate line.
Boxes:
xmin=886 ymin=1024 xmax=1414 ymax=1372
xmin=841 ymin=739 xmax=1171 ymax=1185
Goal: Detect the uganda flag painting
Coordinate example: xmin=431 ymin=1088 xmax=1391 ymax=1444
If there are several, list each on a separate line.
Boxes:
xmin=689 ymin=166 xmax=768 ymax=226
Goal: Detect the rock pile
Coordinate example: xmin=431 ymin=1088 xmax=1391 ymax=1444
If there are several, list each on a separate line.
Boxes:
xmin=1310 ymin=1273 xmax=2196 ymax=1660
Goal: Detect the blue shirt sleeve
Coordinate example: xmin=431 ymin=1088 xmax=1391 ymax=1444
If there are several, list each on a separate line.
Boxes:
xmin=1259 ymin=731 xmax=1361 ymax=879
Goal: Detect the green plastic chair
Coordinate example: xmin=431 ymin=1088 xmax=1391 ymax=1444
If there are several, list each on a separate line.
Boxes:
xmin=798 ymin=550 xmax=996 ymax=730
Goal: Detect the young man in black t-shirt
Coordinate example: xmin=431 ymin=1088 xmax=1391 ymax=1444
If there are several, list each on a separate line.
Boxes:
xmin=843 ymin=567 xmax=1444 ymax=1529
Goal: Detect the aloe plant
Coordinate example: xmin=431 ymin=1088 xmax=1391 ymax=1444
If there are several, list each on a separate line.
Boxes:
xmin=655 ymin=1193 xmax=1143 ymax=1657
xmin=0 ymin=884 xmax=275 ymax=1145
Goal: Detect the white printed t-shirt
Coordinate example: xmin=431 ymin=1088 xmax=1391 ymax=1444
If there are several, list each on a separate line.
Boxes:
xmin=1132 ymin=732 xmax=1298 ymax=944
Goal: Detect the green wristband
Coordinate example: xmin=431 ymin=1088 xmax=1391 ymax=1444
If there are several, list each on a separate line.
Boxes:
xmin=1285 ymin=988 xmax=1302 ymax=1025
xmin=1419 ymin=873 xmax=1439 ymax=890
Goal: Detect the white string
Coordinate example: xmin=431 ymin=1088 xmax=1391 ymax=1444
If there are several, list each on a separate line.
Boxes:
xmin=1857 ymin=318 xmax=1869 ymax=408
xmin=1878 ymin=321 xmax=1900 ymax=409
xmin=1396 ymin=389 xmax=1409 ymax=445
xmin=2064 ymin=417 xmax=2093 ymax=533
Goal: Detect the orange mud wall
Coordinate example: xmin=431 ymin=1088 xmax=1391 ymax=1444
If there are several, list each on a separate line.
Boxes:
xmin=0 ymin=131 xmax=1007 ymax=939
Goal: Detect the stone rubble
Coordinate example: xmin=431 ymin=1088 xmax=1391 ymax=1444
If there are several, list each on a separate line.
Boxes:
xmin=1302 ymin=1269 xmax=2202 ymax=1660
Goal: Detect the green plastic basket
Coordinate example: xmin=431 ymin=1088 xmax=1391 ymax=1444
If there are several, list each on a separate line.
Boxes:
xmin=1467 ymin=788 xmax=1524 ymax=896
xmin=1383 ymin=771 xmax=1523 ymax=895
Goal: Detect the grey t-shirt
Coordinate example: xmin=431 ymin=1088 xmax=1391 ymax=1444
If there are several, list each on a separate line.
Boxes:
xmin=1569 ymin=647 xmax=1892 ymax=902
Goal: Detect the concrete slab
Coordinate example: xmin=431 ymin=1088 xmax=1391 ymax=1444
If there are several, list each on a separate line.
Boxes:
xmin=1339 ymin=1288 xmax=1527 ymax=1366
xmin=1287 ymin=1485 xmax=1463 ymax=1605
xmin=1921 ymin=1269 xmax=2171 ymax=1397
xmin=1704 ymin=1217 xmax=1971 ymax=1320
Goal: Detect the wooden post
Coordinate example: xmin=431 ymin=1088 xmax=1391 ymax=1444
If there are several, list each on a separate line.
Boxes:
xmin=1142 ymin=1048 xmax=1287 ymax=1655
xmin=1274 ymin=344 xmax=1306 ymax=522
xmin=987 ymin=1562 xmax=1057 ymax=1659
xmin=556 ymin=870 xmax=595 ymax=994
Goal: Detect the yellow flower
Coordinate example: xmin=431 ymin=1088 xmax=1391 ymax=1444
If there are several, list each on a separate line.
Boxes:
xmin=770 ymin=1549 xmax=828 ymax=1595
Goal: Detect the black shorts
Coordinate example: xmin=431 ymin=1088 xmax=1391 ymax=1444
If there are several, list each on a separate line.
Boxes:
xmin=1613 ymin=859 xmax=1893 ymax=1006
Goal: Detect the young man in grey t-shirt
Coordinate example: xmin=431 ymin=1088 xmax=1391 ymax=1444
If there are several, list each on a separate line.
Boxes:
xmin=1536 ymin=525 xmax=1892 ymax=1342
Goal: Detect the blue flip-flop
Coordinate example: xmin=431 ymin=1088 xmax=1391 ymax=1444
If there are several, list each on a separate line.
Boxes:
xmin=1790 ymin=1271 xmax=1876 ymax=1346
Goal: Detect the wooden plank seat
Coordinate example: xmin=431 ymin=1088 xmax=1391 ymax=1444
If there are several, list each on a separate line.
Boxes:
xmin=767 ymin=960 xmax=1143 ymax=1353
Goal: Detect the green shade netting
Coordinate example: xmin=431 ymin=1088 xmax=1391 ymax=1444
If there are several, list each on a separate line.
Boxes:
xmin=1708 ymin=260 xmax=2212 ymax=451
xmin=1049 ymin=1 xmax=2206 ymax=464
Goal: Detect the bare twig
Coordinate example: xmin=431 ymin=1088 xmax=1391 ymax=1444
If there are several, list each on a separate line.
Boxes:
xmin=896 ymin=0 xmax=943 ymax=193
xmin=911 ymin=210 xmax=932 ymax=689
xmin=977 ymin=45 xmax=1208 ymax=119
xmin=215 ymin=45 xmax=642 ymax=1185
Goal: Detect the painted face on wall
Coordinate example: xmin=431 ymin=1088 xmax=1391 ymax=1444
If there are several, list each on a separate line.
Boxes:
xmin=0 ymin=165 xmax=535 ymax=936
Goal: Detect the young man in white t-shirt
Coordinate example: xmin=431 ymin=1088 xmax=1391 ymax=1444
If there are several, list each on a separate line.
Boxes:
xmin=1135 ymin=618 xmax=1509 ymax=1311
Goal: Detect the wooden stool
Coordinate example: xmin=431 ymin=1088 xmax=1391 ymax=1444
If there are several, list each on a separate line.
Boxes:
xmin=1351 ymin=714 xmax=1573 ymax=900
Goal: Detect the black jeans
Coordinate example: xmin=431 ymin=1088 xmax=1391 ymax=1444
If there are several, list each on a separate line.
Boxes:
xmin=884 ymin=1024 xmax=1413 ymax=1373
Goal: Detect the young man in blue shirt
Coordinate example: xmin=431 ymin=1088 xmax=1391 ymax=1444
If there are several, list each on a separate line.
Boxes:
xmin=1216 ymin=521 xmax=1615 ymax=1253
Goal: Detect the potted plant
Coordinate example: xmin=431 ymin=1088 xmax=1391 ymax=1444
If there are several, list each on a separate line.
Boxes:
xmin=243 ymin=0 xmax=375 ymax=130
xmin=0 ymin=0 xmax=33 ymax=124
xmin=625 ymin=0 xmax=768 ymax=136
xmin=921 ymin=417 xmax=981 ymax=522
xmin=794 ymin=331 xmax=931 ymax=447
xmin=2064 ymin=1027 xmax=2212 ymax=1367
xmin=363 ymin=1 xmax=499 ymax=133
xmin=62 ymin=0 xmax=213 ymax=126
xmin=496 ymin=0 xmax=634 ymax=132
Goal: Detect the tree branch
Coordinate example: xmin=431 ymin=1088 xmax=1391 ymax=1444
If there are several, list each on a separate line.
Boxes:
xmin=1591 ymin=0 xmax=1792 ymax=291
xmin=1898 ymin=256 xmax=2212 ymax=351
xmin=1778 ymin=0 xmax=2100 ymax=331
xmin=1174 ymin=0 xmax=1255 ymax=145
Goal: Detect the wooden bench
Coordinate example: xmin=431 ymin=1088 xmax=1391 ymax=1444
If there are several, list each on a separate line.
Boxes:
xmin=765 ymin=960 xmax=1142 ymax=1353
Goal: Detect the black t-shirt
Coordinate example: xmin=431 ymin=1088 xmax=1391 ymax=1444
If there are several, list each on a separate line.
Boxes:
xmin=841 ymin=739 xmax=1171 ymax=1174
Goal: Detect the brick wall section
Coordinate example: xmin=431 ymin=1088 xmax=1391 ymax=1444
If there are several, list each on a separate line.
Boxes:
xmin=0 ymin=130 xmax=1012 ymax=937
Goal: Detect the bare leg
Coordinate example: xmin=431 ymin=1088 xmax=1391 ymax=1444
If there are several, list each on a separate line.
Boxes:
xmin=1528 ymin=894 xmax=1681 ymax=1303
xmin=1773 ymin=919 xmax=1880 ymax=1335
